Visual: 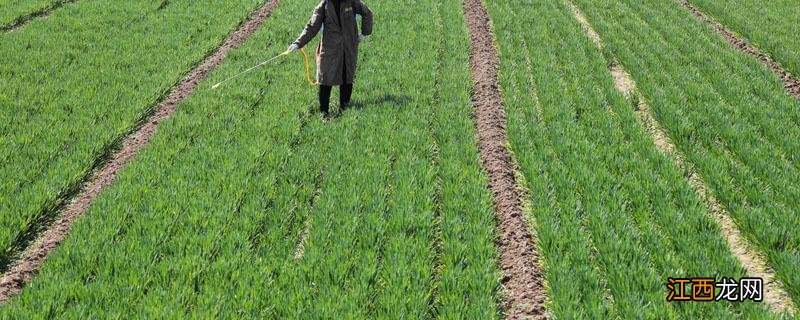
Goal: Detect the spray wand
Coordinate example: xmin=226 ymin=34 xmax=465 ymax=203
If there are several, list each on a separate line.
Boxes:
xmin=211 ymin=47 xmax=321 ymax=90
xmin=211 ymin=50 xmax=291 ymax=90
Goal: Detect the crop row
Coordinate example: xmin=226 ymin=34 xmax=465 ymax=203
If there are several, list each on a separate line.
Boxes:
xmin=486 ymin=0 xmax=779 ymax=318
xmin=0 ymin=0 xmax=501 ymax=317
xmin=687 ymin=0 xmax=800 ymax=77
xmin=572 ymin=0 xmax=800 ymax=306
xmin=0 ymin=0 xmax=269 ymax=269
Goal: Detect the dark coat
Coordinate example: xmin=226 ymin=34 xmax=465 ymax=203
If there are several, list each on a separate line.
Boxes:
xmin=294 ymin=0 xmax=373 ymax=85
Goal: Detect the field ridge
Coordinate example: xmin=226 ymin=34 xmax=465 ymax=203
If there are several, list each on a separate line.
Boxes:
xmin=679 ymin=0 xmax=800 ymax=98
xmin=1 ymin=0 xmax=78 ymax=32
xmin=0 ymin=0 xmax=279 ymax=302
xmin=566 ymin=1 xmax=795 ymax=314
xmin=462 ymin=0 xmax=547 ymax=318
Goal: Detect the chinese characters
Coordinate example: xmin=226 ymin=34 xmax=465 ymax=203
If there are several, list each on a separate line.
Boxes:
xmin=667 ymin=277 xmax=763 ymax=302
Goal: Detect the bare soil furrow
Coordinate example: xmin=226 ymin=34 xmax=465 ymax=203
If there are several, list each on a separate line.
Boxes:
xmin=2 ymin=0 xmax=78 ymax=32
xmin=462 ymin=0 xmax=547 ymax=318
xmin=681 ymin=0 xmax=800 ymax=98
xmin=0 ymin=0 xmax=279 ymax=302
xmin=566 ymin=1 xmax=795 ymax=314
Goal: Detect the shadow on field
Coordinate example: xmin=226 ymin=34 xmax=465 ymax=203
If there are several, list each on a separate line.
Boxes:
xmin=347 ymin=94 xmax=412 ymax=111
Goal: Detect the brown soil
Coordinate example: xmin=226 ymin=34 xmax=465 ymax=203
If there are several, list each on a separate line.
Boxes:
xmin=0 ymin=0 xmax=279 ymax=302
xmin=680 ymin=0 xmax=800 ymax=98
xmin=462 ymin=0 xmax=547 ymax=318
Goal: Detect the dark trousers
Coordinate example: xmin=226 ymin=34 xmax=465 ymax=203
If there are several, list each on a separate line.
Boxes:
xmin=319 ymin=83 xmax=353 ymax=114
xmin=319 ymin=59 xmax=353 ymax=114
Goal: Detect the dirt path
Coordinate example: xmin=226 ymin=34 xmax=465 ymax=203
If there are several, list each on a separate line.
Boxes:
xmin=567 ymin=1 xmax=796 ymax=315
xmin=2 ymin=0 xmax=79 ymax=32
xmin=462 ymin=0 xmax=547 ymax=318
xmin=680 ymin=0 xmax=800 ymax=98
xmin=0 ymin=0 xmax=279 ymax=302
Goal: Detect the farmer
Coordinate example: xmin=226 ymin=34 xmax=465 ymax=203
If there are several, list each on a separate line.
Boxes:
xmin=288 ymin=0 xmax=373 ymax=118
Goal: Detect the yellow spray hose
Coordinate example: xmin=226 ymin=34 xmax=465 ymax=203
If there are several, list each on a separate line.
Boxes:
xmin=300 ymin=47 xmax=319 ymax=86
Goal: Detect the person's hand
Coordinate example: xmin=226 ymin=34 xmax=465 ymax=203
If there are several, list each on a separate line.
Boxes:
xmin=358 ymin=34 xmax=367 ymax=43
xmin=287 ymin=43 xmax=300 ymax=53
